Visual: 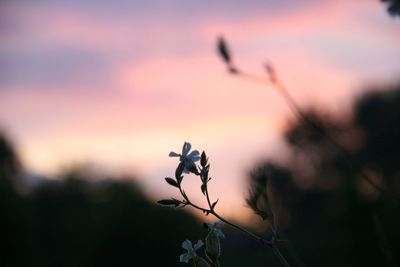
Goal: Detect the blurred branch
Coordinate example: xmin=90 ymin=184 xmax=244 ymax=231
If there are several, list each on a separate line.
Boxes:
xmin=216 ymin=36 xmax=400 ymax=204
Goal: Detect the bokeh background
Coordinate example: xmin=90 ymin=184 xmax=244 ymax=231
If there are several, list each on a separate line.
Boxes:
xmin=0 ymin=0 xmax=399 ymax=266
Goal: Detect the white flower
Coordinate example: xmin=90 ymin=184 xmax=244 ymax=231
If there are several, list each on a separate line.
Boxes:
xmin=205 ymin=221 xmax=225 ymax=238
xmin=179 ymin=239 xmax=204 ymax=263
xmin=169 ymin=142 xmax=200 ymax=173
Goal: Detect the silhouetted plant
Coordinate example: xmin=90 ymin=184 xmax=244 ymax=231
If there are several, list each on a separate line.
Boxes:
xmin=158 ymin=142 xmax=292 ymax=267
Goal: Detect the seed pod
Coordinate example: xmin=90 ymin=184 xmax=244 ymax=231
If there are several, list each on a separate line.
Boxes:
xmin=205 ymin=231 xmax=221 ymax=262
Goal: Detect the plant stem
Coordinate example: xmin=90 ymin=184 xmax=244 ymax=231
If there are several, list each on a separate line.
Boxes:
xmin=213 ymin=211 xmax=292 ymax=267
xmin=178 ymin=167 xmax=292 ymax=267
xmin=211 ymin=211 xmax=272 ymax=246
xmin=272 ymin=244 xmax=292 ymax=267
xmin=178 ymin=186 xmax=210 ymax=214
xmin=201 ymin=172 xmax=273 ymax=246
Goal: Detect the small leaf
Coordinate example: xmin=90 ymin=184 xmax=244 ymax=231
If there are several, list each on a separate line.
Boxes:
xmin=211 ymin=199 xmax=219 ymax=210
xmin=157 ymin=198 xmax=182 ymax=207
xmin=217 ymin=36 xmax=231 ymax=64
xmin=165 ymin=177 xmax=179 ymax=188
xmin=201 ymin=151 xmax=207 ymax=167
xmin=201 ymin=184 xmax=207 ymax=195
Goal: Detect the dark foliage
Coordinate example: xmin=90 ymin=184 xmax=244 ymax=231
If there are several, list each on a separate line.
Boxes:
xmin=0 ymin=134 xmax=21 ymax=186
xmin=381 ymin=0 xmax=400 ymax=16
xmin=0 ymin=138 xmax=203 ymax=267
xmin=247 ymin=85 xmax=400 ymax=266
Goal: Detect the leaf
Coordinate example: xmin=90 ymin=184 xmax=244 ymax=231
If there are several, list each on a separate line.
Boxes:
xmin=201 ymin=151 xmax=207 ymax=167
xmin=157 ymin=198 xmax=182 ymax=207
xmin=217 ymin=36 xmax=231 ymax=64
xmin=165 ymin=177 xmax=179 ymax=188
xmin=201 ymin=184 xmax=207 ymax=195
xmin=211 ymin=199 xmax=219 ymax=210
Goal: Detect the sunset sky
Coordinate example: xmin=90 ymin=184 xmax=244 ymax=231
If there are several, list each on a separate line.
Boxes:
xmin=1 ymin=0 xmax=399 ymax=221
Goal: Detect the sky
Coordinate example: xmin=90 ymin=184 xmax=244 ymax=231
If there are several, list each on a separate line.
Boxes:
xmin=0 ymin=0 xmax=399 ymax=222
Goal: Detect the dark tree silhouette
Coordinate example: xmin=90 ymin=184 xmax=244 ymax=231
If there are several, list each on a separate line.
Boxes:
xmin=0 ymin=133 xmax=21 ymax=186
xmin=247 ymin=85 xmax=400 ymax=267
xmin=381 ymin=0 xmax=400 ymax=16
xmin=0 ymin=134 xmax=204 ymax=267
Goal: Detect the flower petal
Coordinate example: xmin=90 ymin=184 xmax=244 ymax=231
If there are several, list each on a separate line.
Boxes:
xmin=182 ymin=240 xmax=192 ymax=250
xmin=169 ymin=151 xmax=180 ymax=157
xmin=179 ymin=253 xmax=191 ymax=263
xmin=187 ymin=150 xmax=200 ymax=158
xmin=193 ymin=240 xmax=204 ymax=250
xmin=188 ymin=151 xmax=201 ymax=162
xmin=182 ymin=142 xmax=191 ymax=156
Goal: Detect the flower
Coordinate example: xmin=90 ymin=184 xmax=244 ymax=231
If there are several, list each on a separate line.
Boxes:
xmin=205 ymin=221 xmax=225 ymax=238
xmin=169 ymin=142 xmax=200 ymax=173
xmin=179 ymin=239 xmax=204 ymax=263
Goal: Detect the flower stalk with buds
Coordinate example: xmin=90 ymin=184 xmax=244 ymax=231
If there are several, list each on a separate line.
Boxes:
xmin=158 ymin=142 xmax=292 ymax=267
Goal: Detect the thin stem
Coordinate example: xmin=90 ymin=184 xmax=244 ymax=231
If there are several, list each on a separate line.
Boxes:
xmin=180 ymin=180 xmax=271 ymax=245
xmin=211 ymin=209 xmax=292 ymax=267
xmin=200 ymin=171 xmax=272 ymax=246
xmin=213 ymin=208 xmax=292 ymax=267
xmin=178 ymin=185 xmax=210 ymax=214
xmin=211 ymin=211 xmax=272 ymax=246
xmin=204 ymin=183 xmax=213 ymax=210
xmin=272 ymin=245 xmax=292 ymax=267
xmin=176 ymin=162 xmax=291 ymax=267
xmin=279 ymin=230 xmax=307 ymax=267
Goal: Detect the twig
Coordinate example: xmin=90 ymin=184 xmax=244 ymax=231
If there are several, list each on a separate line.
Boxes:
xmin=177 ymin=169 xmax=293 ymax=267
